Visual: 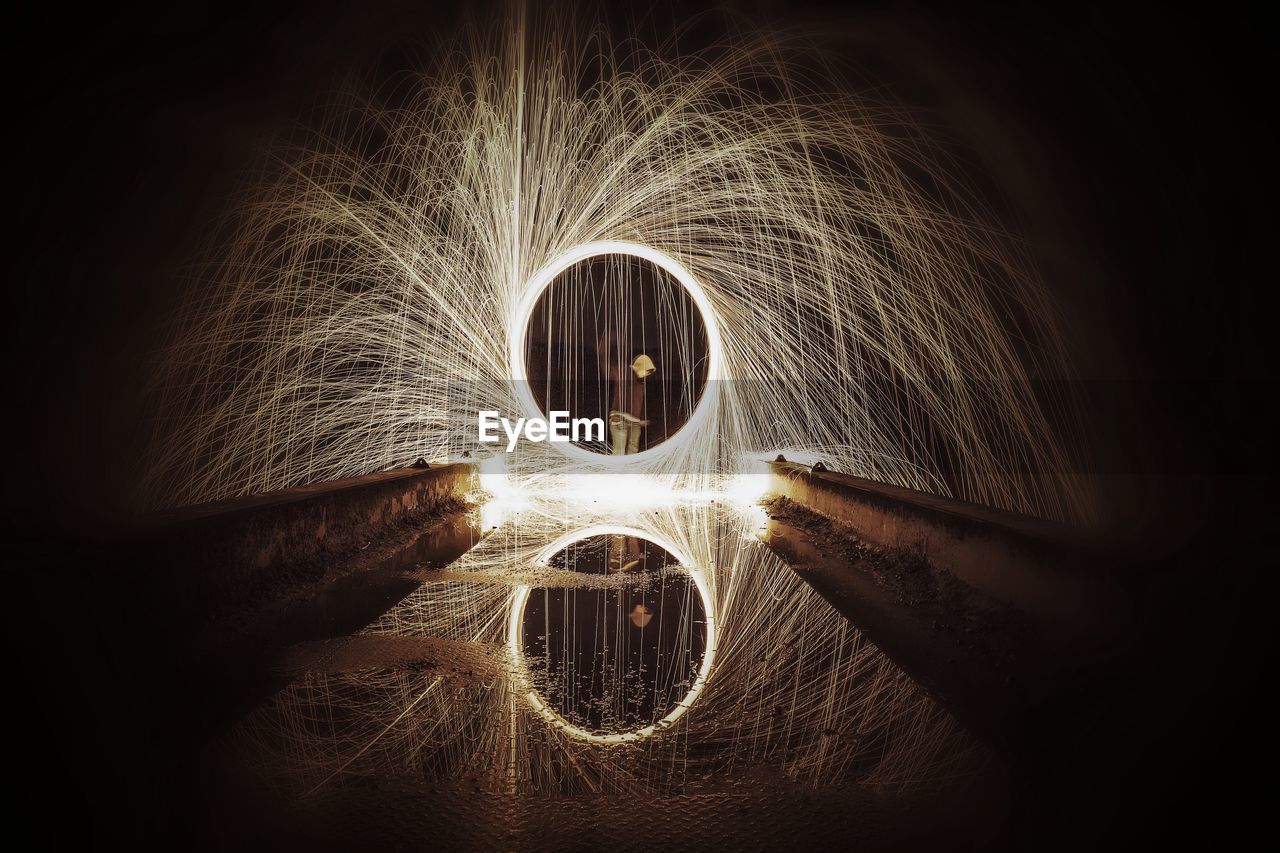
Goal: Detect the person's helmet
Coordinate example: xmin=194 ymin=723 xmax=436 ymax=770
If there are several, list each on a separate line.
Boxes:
xmin=631 ymin=353 xmax=656 ymax=378
xmin=628 ymin=602 xmax=654 ymax=628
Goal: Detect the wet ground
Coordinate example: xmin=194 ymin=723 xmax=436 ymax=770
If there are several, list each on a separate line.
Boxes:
xmin=183 ymin=493 xmax=1014 ymax=849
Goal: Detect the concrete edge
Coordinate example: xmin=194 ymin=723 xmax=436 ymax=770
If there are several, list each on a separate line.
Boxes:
xmin=767 ymin=461 xmax=1125 ymax=638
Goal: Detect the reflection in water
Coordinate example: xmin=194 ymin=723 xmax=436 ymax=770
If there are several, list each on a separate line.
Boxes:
xmin=513 ymin=529 xmax=711 ymax=741
xmin=232 ymin=495 xmax=983 ymax=800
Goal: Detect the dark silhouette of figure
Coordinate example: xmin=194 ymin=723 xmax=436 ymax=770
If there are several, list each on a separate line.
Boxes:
xmin=598 ymin=330 xmax=655 ymax=454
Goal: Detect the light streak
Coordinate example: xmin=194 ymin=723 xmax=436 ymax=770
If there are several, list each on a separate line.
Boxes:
xmin=235 ymin=500 xmax=982 ymax=796
xmin=159 ymin=3 xmax=1086 ymax=803
xmin=144 ymin=8 xmax=1092 ymax=523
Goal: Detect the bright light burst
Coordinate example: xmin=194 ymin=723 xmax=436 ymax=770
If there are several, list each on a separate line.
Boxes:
xmin=144 ymin=7 xmax=1091 ymax=522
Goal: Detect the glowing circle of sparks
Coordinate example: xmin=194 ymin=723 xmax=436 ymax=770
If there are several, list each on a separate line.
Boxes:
xmin=508 ymin=240 xmax=723 ymax=466
xmin=144 ymin=15 xmax=1094 ymax=524
xmin=506 ymin=523 xmax=718 ymax=744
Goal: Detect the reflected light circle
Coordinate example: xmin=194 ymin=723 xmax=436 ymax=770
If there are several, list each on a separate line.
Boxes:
xmin=505 ymin=524 xmax=717 ymax=743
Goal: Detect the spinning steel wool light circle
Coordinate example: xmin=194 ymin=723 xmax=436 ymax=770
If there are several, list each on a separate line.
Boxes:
xmin=145 ymin=10 xmax=1090 ymax=521
xmin=511 ymin=241 xmax=722 ymax=465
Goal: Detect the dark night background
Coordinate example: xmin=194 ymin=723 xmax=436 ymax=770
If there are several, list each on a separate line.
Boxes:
xmin=6 ymin=1 xmax=1267 ymax=848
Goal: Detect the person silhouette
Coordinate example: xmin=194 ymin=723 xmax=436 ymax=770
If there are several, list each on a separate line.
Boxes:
xmin=598 ymin=330 xmax=655 ymax=454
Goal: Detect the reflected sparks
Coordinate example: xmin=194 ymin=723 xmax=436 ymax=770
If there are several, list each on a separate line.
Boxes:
xmin=232 ymin=493 xmax=986 ymax=799
xmin=507 ymin=525 xmax=716 ymax=743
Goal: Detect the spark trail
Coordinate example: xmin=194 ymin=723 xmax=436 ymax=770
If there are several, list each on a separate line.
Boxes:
xmin=233 ymin=499 xmax=981 ymax=797
xmin=145 ymin=8 xmax=1091 ymax=523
